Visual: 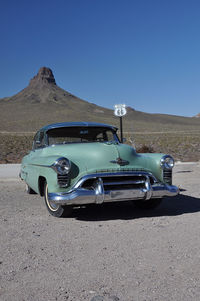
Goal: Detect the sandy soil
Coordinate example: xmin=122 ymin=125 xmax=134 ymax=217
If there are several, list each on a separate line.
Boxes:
xmin=0 ymin=163 xmax=200 ymax=301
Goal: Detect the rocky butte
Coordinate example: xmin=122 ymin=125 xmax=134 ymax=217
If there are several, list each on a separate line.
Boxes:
xmin=4 ymin=66 xmax=84 ymax=104
xmin=29 ymin=67 xmax=57 ymax=88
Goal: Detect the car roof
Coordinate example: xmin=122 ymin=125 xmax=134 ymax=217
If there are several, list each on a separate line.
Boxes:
xmin=40 ymin=122 xmax=118 ymax=133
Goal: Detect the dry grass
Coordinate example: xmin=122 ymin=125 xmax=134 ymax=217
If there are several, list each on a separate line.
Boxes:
xmin=124 ymin=131 xmax=200 ymax=161
xmin=0 ymin=134 xmax=33 ymax=163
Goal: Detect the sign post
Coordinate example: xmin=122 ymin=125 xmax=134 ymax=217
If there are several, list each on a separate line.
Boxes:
xmin=114 ymin=104 xmax=127 ymax=143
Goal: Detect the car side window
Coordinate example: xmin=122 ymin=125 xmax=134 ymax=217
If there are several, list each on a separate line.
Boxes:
xmin=33 ymin=131 xmax=45 ymax=150
xmin=40 ymin=132 xmax=45 ymax=146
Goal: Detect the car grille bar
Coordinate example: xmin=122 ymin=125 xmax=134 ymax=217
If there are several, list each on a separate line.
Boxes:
xmin=103 ymin=179 xmax=145 ymax=186
xmin=57 ymin=174 xmax=69 ymax=187
xmin=102 ymin=176 xmax=147 ymax=191
xmin=163 ymin=169 xmax=172 ymax=185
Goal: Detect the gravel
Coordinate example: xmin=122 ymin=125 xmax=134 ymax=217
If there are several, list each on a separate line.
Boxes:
xmin=0 ymin=162 xmax=200 ymax=301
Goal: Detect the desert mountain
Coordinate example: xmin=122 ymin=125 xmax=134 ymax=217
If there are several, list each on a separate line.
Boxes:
xmin=0 ymin=67 xmax=200 ymax=132
xmin=3 ymin=67 xmax=90 ymax=105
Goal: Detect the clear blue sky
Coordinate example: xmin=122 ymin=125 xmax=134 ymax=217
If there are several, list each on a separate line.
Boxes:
xmin=0 ymin=0 xmax=200 ymax=117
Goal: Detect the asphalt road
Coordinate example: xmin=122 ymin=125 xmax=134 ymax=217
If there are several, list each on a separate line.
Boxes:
xmin=0 ymin=164 xmax=21 ymax=180
xmin=0 ymin=163 xmax=200 ymax=301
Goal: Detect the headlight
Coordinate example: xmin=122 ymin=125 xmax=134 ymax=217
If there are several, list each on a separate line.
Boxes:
xmin=51 ymin=157 xmax=71 ymax=175
xmin=160 ymin=155 xmax=174 ymax=170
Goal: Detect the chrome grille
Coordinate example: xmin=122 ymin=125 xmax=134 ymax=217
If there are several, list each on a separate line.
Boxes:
xmin=163 ymin=169 xmax=172 ymax=185
xmin=102 ymin=175 xmax=147 ymax=191
xmin=81 ymin=173 xmax=156 ymax=191
xmin=57 ymin=174 xmax=69 ymax=187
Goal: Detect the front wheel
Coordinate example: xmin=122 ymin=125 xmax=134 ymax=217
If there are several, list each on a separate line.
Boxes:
xmin=44 ymin=182 xmax=73 ymax=217
xmin=133 ymin=198 xmax=162 ymax=209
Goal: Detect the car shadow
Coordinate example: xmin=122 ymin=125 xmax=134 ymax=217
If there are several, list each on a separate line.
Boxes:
xmin=71 ymin=193 xmax=200 ymax=222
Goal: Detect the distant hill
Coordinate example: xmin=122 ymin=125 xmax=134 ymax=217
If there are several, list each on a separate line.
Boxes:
xmin=0 ymin=66 xmax=200 ymax=133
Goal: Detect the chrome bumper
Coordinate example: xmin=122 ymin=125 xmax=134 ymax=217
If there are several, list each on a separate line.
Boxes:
xmin=48 ymin=183 xmax=179 ymax=206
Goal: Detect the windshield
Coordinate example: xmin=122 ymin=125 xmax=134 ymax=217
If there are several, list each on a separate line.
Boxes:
xmin=47 ymin=127 xmax=119 ymax=145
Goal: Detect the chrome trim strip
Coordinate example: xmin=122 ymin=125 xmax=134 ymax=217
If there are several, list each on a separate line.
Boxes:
xmin=30 ymin=163 xmax=51 ymax=168
xmin=104 ymin=180 xmax=145 ymax=186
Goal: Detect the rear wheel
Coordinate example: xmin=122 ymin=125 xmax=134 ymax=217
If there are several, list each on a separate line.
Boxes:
xmin=44 ymin=182 xmax=72 ymax=217
xmin=133 ymin=198 xmax=162 ymax=209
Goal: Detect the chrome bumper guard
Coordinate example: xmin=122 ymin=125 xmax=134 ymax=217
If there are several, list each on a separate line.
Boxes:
xmin=48 ymin=172 xmax=179 ymax=206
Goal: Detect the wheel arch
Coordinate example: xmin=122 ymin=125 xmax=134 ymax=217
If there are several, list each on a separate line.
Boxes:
xmin=38 ymin=176 xmax=46 ymax=196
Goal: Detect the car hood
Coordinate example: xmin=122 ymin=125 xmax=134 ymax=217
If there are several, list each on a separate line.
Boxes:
xmin=42 ymin=142 xmax=151 ymax=175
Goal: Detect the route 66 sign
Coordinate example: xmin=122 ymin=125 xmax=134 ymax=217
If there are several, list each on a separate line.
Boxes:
xmin=114 ymin=104 xmax=127 ymax=117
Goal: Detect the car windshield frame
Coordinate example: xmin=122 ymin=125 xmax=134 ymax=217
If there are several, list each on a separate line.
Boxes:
xmin=46 ymin=126 xmax=120 ymax=146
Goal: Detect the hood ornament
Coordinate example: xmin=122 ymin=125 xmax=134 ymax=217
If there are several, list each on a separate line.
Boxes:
xmin=110 ymin=157 xmax=129 ymax=166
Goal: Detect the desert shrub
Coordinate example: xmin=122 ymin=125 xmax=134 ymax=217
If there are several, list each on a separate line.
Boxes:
xmin=136 ymin=144 xmax=155 ymax=153
xmin=0 ymin=134 xmax=33 ymax=163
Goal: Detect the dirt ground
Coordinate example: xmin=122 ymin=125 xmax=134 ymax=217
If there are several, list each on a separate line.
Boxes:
xmin=0 ymin=162 xmax=200 ymax=301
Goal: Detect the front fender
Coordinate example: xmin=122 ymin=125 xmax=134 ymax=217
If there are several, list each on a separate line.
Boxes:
xmin=21 ymin=153 xmax=86 ymax=194
xmin=137 ymin=153 xmax=170 ymax=183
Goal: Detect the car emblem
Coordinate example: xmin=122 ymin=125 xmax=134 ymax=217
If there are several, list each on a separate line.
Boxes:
xmin=110 ymin=157 xmax=129 ymax=166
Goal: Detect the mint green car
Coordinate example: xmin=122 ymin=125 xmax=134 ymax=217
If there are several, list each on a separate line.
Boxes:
xmin=20 ymin=122 xmax=179 ymax=217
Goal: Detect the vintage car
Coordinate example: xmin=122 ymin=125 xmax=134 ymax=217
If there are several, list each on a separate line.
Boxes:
xmin=20 ymin=122 xmax=179 ymax=217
